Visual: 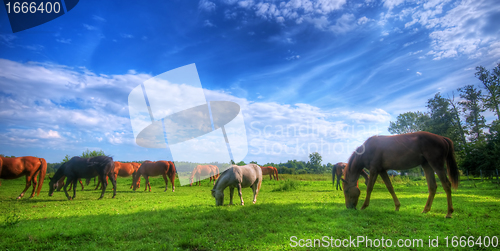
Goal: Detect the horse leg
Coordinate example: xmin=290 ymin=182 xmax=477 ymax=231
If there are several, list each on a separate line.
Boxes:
xmin=28 ymin=174 xmax=38 ymax=198
xmin=229 ymin=187 xmax=235 ymax=205
xmin=95 ymin=179 xmax=101 ymax=190
xmin=169 ymin=173 xmax=175 ymax=192
xmin=79 ymin=179 xmax=84 ymax=191
xmin=269 ymin=173 xmax=272 ymax=180
xmin=421 ymin=163 xmax=437 ymax=214
xmin=98 ymin=175 xmax=107 ymax=200
xmin=63 ymin=178 xmax=73 ymax=200
xmin=337 ymin=176 xmax=342 ymax=191
xmin=237 ymin=183 xmax=244 ymax=205
xmin=252 ymin=184 xmax=258 ymax=204
xmin=109 ymin=173 xmax=117 ymax=199
xmin=361 ymin=171 xmax=379 ymax=210
xmin=162 ymin=173 xmax=169 ymax=192
xmin=145 ymin=176 xmax=151 ymax=192
xmin=72 ymin=179 xmax=77 ymax=199
xmin=17 ymin=174 xmax=33 ymax=199
xmin=379 ymin=171 xmax=401 ymax=211
xmin=433 ymin=165 xmax=454 ymax=218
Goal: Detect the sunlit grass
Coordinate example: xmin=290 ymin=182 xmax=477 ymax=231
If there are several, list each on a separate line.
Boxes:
xmin=0 ymin=175 xmax=499 ymax=250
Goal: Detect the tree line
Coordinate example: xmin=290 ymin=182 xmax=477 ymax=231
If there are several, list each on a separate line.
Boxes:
xmin=388 ymin=63 xmax=500 ymax=175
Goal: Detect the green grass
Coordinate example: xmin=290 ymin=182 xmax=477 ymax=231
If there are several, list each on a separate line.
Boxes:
xmin=0 ymin=174 xmax=499 ymax=250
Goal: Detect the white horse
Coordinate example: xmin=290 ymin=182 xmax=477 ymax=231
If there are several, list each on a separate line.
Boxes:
xmin=211 ymin=164 xmax=262 ymax=206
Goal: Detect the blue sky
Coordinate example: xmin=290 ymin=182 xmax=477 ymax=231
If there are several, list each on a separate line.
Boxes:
xmin=0 ymin=0 xmax=499 ymax=164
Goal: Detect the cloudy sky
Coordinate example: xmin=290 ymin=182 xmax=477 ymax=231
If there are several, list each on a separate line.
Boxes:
xmin=0 ymin=0 xmax=499 ymax=164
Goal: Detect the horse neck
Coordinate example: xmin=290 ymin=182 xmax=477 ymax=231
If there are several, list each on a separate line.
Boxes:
xmin=52 ymin=166 xmax=66 ymax=183
xmin=213 ymin=171 xmax=228 ymax=191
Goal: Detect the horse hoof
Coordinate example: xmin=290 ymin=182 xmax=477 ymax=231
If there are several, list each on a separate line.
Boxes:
xmin=98 ymin=197 xmax=103 ymax=200
xmin=445 ymin=214 xmax=452 ymax=218
xmin=16 ymin=196 xmax=22 ymax=200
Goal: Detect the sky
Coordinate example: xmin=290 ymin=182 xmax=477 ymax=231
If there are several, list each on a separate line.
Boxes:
xmin=0 ymin=0 xmax=499 ymax=164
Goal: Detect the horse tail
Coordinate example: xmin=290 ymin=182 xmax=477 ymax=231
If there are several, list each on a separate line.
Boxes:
xmin=444 ymin=137 xmax=459 ymax=190
xmin=332 ymin=164 xmax=338 ymax=186
xmin=168 ymin=161 xmax=176 ymax=178
xmin=37 ymin=158 xmax=47 ymax=196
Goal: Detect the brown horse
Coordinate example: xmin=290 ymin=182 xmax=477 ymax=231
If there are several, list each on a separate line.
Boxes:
xmin=260 ymin=166 xmax=279 ymax=180
xmin=332 ymin=162 xmax=369 ymax=191
xmin=190 ymin=165 xmax=219 ymax=186
xmin=343 ymin=131 xmax=459 ymax=218
xmin=94 ymin=161 xmax=142 ymax=190
xmin=0 ymin=156 xmax=47 ymax=199
xmin=132 ymin=160 xmax=176 ymax=192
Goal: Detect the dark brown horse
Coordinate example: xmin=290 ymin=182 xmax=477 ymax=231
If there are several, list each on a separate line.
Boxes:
xmin=342 ymin=131 xmax=459 ymax=218
xmin=332 ymin=162 xmax=369 ymax=191
xmin=94 ymin=161 xmax=142 ymax=190
xmin=0 ymin=156 xmax=47 ymax=199
xmin=260 ymin=166 xmax=279 ymax=180
xmin=190 ymin=165 xmax=218 ymax=186
xmin=132 ymin=160 xmax=176 ymax=192
xmin=48 ymin=156 xmax=116 ymax=200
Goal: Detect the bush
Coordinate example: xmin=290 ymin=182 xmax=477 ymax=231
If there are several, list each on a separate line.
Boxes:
xmin=272 ymin=180 xmax=299 ymax=192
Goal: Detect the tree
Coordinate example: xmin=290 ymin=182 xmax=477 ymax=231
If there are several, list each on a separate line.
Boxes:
xmin=236 ymin=161 xmax=246 ymax=166
xmin=447 ymin=93 xmax=467 ymax=150
xmin=81 ymin=149 xmax=106 ymax=158
xmin=476 ymin=63 xmax=500 ymax=121
xmin=308 ymin=152 xmax=324 ymax=174
xmin=388 ymin=111 xmax=430 ymax=134
xmin=459 ymin=85 xmax=486 ymax=141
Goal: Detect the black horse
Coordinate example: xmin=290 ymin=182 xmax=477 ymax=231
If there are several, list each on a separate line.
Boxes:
xmin=48 ymin=156 xmax=116 ymax=200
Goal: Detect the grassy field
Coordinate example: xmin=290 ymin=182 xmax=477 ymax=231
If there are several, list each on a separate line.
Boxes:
xmin=0 ymin=174 xmax=499 ymax=250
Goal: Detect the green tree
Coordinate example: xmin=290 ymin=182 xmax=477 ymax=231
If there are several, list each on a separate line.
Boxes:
xmin=476 ymin=63 xmax=500 ymax=121
xmin=447 ymin=93 xmax=468 ymax=150
xmin=236 ymin=161 xmax=246 ymax=166
xmin=308 ymin=152 xmax=323 ymax=174
xmin=459 ymin=85 xmax=486 ymax=141
xmin=388 ymin=111 xmax=430 ymax=134
xmin=81 ymin=149 xmax=106 ymax=158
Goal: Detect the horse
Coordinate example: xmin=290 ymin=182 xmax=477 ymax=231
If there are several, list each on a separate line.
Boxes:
xmin=332 ymin=162 xmax=369 ymax=191
xmin=0 ymin=156 xmax=47 ymax=199
xmin=260 ymin=166 xmax=279 ymax=180
xmin=94 ymin=161 xmax=142 ymax=190
xmin=48 ymin=156 xmax=116 ymax=200
xmin=132 ymin=160 xmax=176 ymax=192
xmin=342 ymin=131 xmax=459 ymax=218
xmin=211 ymin=164 xmax=262 ymax=206
xmin=190 ymin=165 xmax=219 ymax=186
xmin=55 ymin=176 xmax=85 ymax=191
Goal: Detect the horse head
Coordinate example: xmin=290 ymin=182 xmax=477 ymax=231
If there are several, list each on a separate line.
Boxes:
xmin=211 ymin=189 xmax=224 ymax=206
xmin=342 ymin=179 xmax=360 ymax=209
xmin=48 ymin=178 xmax=57 ymax=196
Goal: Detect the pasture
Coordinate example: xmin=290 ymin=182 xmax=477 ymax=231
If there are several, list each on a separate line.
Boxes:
xmin=0 ymin=174 xmax=499 ymax=250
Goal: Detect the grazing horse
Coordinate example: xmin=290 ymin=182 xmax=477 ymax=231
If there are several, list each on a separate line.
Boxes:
xmin=342 ymin=131 xmax=459 ymax=218
xmin=94 ymin=161 xmax=142 ymax=190
xmin=190 ymin=165 xmax=219 ymax=186
xmin=332 ymin=162 xmax=369 ymax=191
xmin=0 ymin=156 xmax=47 ymax=199
xmin=260 ymin=166 xmax=279 ymax=180
xmin=132 ymin=160 xmax=176 ymax=192
xmin=55 ymin=176 xmax=85 ymax=191
xmin=48 ymin=156 xmax=116 ymax=200
xmin=211 ymin=164 xmax=262 ymax=206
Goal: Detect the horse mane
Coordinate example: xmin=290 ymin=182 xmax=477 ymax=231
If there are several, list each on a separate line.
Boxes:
xmin=346 ymin=146 xmax=363 ymax=185
xmin=212 ymin=167 xmax=231 ymax=189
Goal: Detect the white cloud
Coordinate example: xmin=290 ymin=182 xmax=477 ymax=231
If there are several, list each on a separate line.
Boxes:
xmin=204 ymin=20 xmax=216 ymax=27
xmin=199 ymin=0 xmax=216 ymax=12
xmin=218 ymin=0 xmax=353 ymax=33
xmin=83 ymin=24 xmax=97 ymax=30
xmin=56 ymin=38 xmax=72 ymax=44
xmin=389 ymin=0 xmax=500 ymax=60
xmin=416 ymin=71 xmax=422 ymax=75
xmin=121 ymin=33 xmax=134 ymax=38
xmin=357 ymin=16 xmax=370 ymax=25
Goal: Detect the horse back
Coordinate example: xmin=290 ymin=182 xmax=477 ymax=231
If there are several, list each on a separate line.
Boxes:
xmin=0 ymin=156 xmax=41 ymax=179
